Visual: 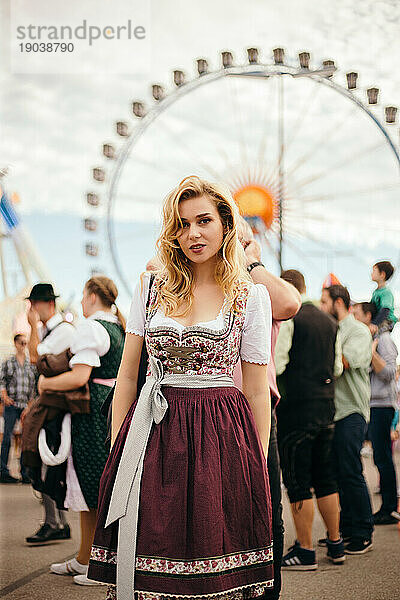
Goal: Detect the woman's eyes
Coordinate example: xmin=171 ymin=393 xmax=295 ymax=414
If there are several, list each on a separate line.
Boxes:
xmin=181 ymin=218 xmax=211 ymax=228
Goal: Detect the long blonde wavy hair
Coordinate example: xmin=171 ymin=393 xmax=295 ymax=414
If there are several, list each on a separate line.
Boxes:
xmin=154 ymin=175 xmax=251 ymax=317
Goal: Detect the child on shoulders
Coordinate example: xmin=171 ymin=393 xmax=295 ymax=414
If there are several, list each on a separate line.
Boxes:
xmin=370 ymin=260 xmax=398 ymax=334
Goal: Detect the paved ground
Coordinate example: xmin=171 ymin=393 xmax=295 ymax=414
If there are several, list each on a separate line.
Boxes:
xmin=1 ymin=448 xmax=399 ymax=600
xmin=281 ymin=452 xmax=400 ymax=600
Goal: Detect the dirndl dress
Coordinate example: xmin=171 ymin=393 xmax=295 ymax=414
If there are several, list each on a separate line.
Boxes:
xmin=88 ymin=274 xmax=274 ymax=600
xmin=71 ymin=318 xmax=125 ymax=509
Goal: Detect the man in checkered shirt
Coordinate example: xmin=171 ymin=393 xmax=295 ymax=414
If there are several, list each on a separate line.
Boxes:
xmin=0 ymin=334 xmax=36 ymax=483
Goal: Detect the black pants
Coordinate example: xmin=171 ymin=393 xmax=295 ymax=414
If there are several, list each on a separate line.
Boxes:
xmin=264 ymin=409 xmax=284 ymax=600
xmin=369 ymin=407 xmax=397 ymax=514
xmin=277 ymin=421 xmax=337 ymax=504
xmin=333 ymin=413 xmax=374 ymax=541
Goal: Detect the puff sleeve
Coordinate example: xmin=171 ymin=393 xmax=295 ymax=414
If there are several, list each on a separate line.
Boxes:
xmin=125 ymin=273 xmax=151 ymax=336
xmin=240 ymin=284 xmax=272 ymax=365
xmin=69 ymin=320 xmax=110 ymax=368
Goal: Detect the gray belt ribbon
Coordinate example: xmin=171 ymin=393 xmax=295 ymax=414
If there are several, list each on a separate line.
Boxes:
xmin=105 ymin=356 xmax=234 ymax=600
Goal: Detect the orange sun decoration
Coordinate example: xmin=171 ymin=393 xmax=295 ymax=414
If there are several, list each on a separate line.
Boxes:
xmin=233 ymin=184 xmax=276 ymax=229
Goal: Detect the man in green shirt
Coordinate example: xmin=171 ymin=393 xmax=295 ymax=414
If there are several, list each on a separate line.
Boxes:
xmin=320 ymin=285 xmax=374 ymax=555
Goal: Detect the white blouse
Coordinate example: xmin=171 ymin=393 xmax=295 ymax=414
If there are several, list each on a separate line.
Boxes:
xmin=126 ymin=274 xmax=272 ymax=365
xmin=69 ymin=311 xmax=119 ymax=368
xmin=37 ymin=313 xmax=76 ymax=356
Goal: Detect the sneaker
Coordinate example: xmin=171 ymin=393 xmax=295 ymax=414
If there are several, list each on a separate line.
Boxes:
xmin=26 ymin=523 xmax=64 ymax=544
xmin=318 ymin=534 xmax=350 ymax=547
xmin=326 ymin=538 xmax=345 ymax=564
xmin=373 ymin=510 xmax=399 ymax=525
xmin=345 ymin=539 xmax=373 ymax=555
xmin=390 ymin=510 xmax=400 ymax=521
xmin=51 ymin=558 xmax=88 ymax=576
xmin=73 ymin=574 xmax=107 ymax=586
xmin=0 ymin=473 xmax=20 ymax=484
xmin=282 ymin=541 xmax=317 ymax=571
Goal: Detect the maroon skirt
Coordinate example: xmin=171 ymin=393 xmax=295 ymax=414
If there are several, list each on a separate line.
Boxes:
xmin=88 ymin=386 xmax=273 ymax=600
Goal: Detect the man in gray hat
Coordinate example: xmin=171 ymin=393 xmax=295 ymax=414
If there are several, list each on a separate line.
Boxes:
xmin=25 ymin=283 xmax=76 ymax=545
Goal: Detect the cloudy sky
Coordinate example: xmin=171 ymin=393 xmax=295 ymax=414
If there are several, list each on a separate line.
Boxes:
xmin=0 ymin=0 xmax=399 ymax=316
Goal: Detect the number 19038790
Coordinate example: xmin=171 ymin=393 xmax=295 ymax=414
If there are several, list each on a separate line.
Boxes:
xmin=19 ymin=42 xmax=74 ymax=52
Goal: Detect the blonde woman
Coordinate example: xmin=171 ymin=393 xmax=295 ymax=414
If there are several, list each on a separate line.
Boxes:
xmin=88 ymin=176 xmax=273 ymax=600
xmin=37 ymin=276 xmax=125 ymax=585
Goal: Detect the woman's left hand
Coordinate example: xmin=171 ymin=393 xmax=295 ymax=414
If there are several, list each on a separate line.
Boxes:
xmin=38 ymin=375 xmax=48 ymax=395
xmin=244 ymin=239 xmax=262 ymax=265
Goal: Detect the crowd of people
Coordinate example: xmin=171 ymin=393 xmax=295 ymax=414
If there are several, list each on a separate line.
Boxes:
xmin=0 ymin=175 xmax=399 ymax=600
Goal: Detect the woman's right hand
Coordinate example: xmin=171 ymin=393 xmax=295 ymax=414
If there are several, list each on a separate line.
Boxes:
xmin=20 ymin=407 xmax=30 ymax=425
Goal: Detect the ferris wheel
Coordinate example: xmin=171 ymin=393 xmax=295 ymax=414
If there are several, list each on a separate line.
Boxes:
xmin=83 ymin=47 xmax=400 ymax=298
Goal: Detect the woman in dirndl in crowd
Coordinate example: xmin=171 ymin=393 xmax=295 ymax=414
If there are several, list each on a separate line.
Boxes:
xmin=88 ymin=176 xmax=274 ymax=600
xmin=37 ymin=276 xmax=125 ymax=585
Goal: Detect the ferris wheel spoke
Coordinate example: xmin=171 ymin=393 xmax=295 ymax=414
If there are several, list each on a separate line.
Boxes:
xmin=260 ymin=229 xmax=280 ymax=263
xmin=284 ymin=79 xmax=321 ymax=154
xmin=278 ymin=219 xmax=349 ymax=252
xmin=125 ymin=154 xmax=185 ymax=178
xmin=283 ymin=223 xmax=356 ymax=263
xmin=166 ymin=109 xmax=242 ymax=171
xmin=128 ymin=111 xmax=236 ymax=181
xmin=285 ymin=105 xmax=358 ymax=177
xmin=277 ymin=75 xmax=286 ymax=269
xmin=230 ymin=164 xmax=280 ymax=193
xmin=214 ymin=145 xmax=247 ymax=182
xmin=116 ymin=193 xmax=162 ymax=206
xmin=155 ymin=120 xmax=221 ymax=180
xmin=295 ymin=181 xmax=400 ymax=204
xmin=283 ymin=222 xmax=343 ymax=250
xmin=298 ymin=211 xmax=400 ymax=233
xmin=225 ymin=76 xmax=250 ymax=171
xmin=292 ymin=142 xmax=385 ymax=191
xmin=257 ymin=76 xmax=277 ymax=167
xmin=284 ymin=223 xmax=371 ymax=268
xmin=279 ymin=233 xmax=323 ymax=275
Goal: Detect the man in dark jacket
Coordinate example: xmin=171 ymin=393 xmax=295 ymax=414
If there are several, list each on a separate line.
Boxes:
xmin=275 ymin=270 xmax=344 ymax=570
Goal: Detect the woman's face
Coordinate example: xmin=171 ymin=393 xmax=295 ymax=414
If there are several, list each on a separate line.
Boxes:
xmin=177 ymin=194 xmax=225 ymax=265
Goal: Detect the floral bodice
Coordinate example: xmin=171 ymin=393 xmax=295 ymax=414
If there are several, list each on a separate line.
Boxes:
xmin=145 ymin=280 xmax=250 ymax=378
xmin=125 ymin=273 xmax=272 ymax=379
